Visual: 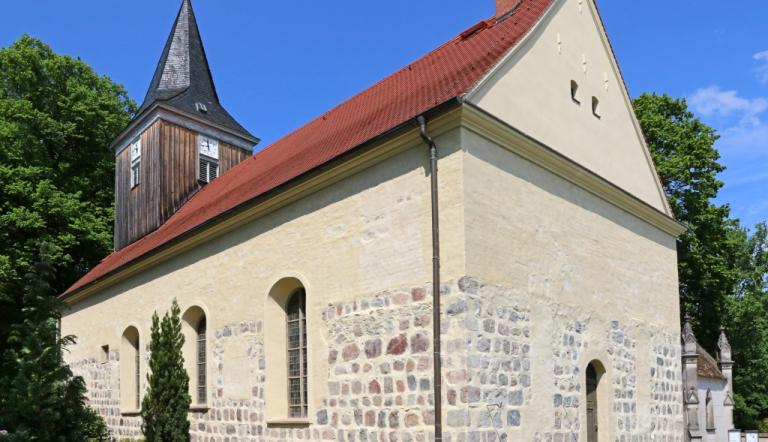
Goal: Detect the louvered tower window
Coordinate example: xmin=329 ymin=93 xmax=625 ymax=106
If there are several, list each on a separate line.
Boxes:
xmin=286 ymin=288 xmax=307 ymax=418
xmin=130 ymin=139 xmax=142 ymax=188
xmin=196 ymin=316 xmax=207 ymax=404
xmin=198 ymin=135 xmax=219 ymax=184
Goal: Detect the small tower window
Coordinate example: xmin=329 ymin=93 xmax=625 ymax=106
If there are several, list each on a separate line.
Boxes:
xmin=570 ymin=80 xmax=580 ymax=104
xmin=592 ymin=96 xmax=601 ymax=118
xmin=130 ymin=139 xmax=142 ymax=188
xmin=198 ymin=136 xmax=219 ymax=184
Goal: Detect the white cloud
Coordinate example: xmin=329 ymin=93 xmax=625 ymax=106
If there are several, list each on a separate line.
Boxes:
xmin=688 ymin=86 xmax=768 ymax=120
xmin=755 ymin=50 xmax=768 ymax=84
xmin=688 ymin=86 xmax=768 ymax=171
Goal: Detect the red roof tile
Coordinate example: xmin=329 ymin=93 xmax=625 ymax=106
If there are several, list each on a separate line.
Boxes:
xmin=63 ymin=0 xmax=554 ymax=298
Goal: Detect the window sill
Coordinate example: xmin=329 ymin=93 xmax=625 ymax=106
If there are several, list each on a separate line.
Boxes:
xmin=121 ymin=410 xmax=141 ymax=417
xmin=266 ymin=418 xmax=311 ymax=428
xmin=189 ymin=405 xmax=210 ymax=413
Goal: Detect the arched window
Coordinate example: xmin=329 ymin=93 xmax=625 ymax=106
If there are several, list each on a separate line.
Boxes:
xmin=196 ymin=316 xmax=207 ymax=404
xmin=286 ymin=288 xmax=307 ymax=418
xmin=182 ymin=306 xmax=208 ymax=406
xmin=706 ymin=389 xmax=715 ymax=431
xmin=265 ymin=277 xmax=310 ymax=421
xmin=121 ymin=326 xmax=141 ymax=411
xmin=585 ymin=360 xmax=606 ymax=442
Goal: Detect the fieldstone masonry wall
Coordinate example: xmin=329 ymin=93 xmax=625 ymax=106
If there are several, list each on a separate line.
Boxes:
xmin=70 ymin=277 xmax=683 ymax=441
xmin=649 ymin=334 xmax=684 ymax=441
xmin=537 ymin=317 xmax=588 ymax=442
xmin=440 ymin=276 xmax=533 ymax=442
xmin=71 ymin=351 xmax=143 ymax=439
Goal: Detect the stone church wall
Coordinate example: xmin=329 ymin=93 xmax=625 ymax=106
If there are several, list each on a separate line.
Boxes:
xmin=65 ymin=125 xmax=685 ymax=440
xmin=71 ymin=276 xmax=683 ymax=441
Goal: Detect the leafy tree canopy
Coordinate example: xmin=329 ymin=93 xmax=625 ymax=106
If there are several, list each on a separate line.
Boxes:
xmin=635 ymin=93 xmax=768 ymax=429
xmin=0 ymin=35 xmax=135 ymax=295
xmin=727 ymin=222 xmax=768 ymax=430
xmin=634 ymin=93 xmax=745 ymax=347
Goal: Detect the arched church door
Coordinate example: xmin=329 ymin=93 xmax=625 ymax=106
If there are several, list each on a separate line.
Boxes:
xmin=586 ymin=363 xmax=599 ymax=442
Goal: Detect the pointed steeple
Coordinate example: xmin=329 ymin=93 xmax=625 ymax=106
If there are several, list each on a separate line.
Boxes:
xmin=137 ymin=0 xmax=256 ymax=142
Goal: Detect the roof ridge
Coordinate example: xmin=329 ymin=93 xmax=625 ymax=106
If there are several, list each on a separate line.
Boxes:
xmin=249 ymin=17 xmax=500 ymax=161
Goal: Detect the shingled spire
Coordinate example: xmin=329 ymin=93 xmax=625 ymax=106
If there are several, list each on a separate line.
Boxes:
xmin=137 ymin=0 xmax=255 ymax=142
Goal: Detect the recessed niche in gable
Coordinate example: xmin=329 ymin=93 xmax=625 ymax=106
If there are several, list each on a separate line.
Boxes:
xmin=571 ymin=80 xmax=580 ymax=104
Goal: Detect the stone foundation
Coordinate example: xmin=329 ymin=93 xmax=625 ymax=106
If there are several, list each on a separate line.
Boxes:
xmin=70 ymin=277 xmax=683 ymax=441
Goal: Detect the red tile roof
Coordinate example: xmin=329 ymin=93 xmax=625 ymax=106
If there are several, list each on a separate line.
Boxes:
xmin=63 ymin=0 xmax=554 ymax=298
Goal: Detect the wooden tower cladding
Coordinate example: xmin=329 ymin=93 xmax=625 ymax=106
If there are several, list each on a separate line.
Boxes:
xmin=114 ymin=121 xmax=251 ymax=250
xmin=110 ymin=0 xmax=258 ymax=250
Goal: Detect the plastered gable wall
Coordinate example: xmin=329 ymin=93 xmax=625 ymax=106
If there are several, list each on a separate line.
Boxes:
xmin=62 ymin=127 xmax=467 ymax=439
xmin=469 ymin=0 xmax=668 ymax=212
xmin=458 ymin=127 xmax=683 ymax=440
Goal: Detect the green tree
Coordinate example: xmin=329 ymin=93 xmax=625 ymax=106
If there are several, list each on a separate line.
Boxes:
xmin=0 ymin=245 xmax=109 ymax=441
xmin=634 ymin=93 xmax=768 ymax=429
xmin=633 ymin=93 xmax=745 ymax=347
xmin=0 ymin=35 xmax=134 ymax=296
xmin=141 ymin=299 xmax=191 ymax=441
xmin=727 ymin=223 xmax=768 ymax=429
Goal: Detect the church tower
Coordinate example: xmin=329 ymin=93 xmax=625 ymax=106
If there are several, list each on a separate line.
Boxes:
xmin=111 ymin=0 xmax=258 ymax=250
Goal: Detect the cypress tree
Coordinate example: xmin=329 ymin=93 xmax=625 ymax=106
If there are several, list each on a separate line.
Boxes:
xmin=141 ymin=299 xmax=191 ymax=441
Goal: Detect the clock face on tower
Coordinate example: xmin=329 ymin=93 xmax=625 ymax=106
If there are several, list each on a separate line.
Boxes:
xmin=199 ymin=136 xmax=219 ymax=159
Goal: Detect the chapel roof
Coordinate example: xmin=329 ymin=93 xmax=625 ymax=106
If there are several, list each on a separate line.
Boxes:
xmin=63 ymin=0 xmax=554 ymax=298
xmin=136 ymin=0 xmax=256 ymax=143
xmin=697 ymin=344 xmax=726 ymax=381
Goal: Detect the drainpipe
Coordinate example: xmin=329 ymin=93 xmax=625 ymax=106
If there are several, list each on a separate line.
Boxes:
xmin=417 ymin=115 xmax=442 ymax=442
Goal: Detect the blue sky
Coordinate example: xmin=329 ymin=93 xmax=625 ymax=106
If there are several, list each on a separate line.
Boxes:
xmin=1 ymin=1 xmax=766 ymax=228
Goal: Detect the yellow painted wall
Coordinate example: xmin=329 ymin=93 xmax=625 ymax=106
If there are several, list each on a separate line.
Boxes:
xmin=469 ymin=0 xmax=668 ymax=213
xmin=62 ymin=127 xmax=467 ymax=422
xmin=461 ymin=127 xmax=681 ymax=439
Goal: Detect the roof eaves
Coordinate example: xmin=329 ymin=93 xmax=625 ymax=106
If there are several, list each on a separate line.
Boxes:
xmin=110 ymin=103 xmax=259 ymax=152
xmin=62 ymin=98 xmax=464 ymax=301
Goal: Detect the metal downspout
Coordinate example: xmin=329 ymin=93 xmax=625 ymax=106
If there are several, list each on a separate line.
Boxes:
xmin=417 ymin=115 xmax=442 ymax=441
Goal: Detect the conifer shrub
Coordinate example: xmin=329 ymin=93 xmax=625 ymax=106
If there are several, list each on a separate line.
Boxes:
xmin=141 ymin=299 xmax=191 ymax=441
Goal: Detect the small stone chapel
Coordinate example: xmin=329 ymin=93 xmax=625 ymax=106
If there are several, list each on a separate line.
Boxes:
xmin=681 ymin=320 xmax=736 ymax=442
xmin=62 ymin=0 xmax=689 ymax=440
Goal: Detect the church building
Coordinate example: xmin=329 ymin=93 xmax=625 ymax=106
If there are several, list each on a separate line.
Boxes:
xmin=61 ymin=0 xmax=687 ymax=440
